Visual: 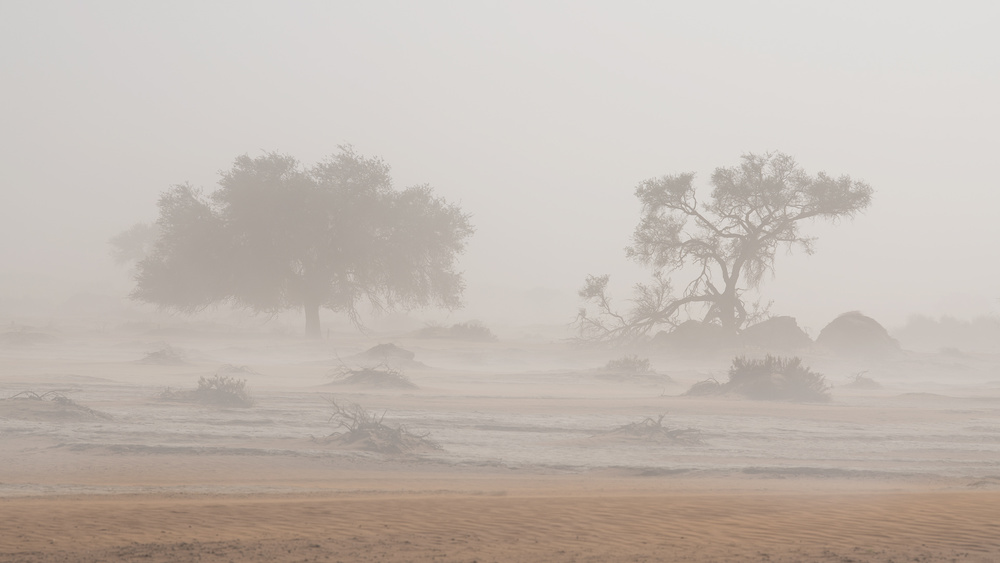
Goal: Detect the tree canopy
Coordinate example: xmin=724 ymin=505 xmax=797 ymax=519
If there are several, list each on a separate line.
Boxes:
xmin=132 ymin=147 xmax=474 ymax=337
xmin=577 ymin=151 xmax=873 ymax=344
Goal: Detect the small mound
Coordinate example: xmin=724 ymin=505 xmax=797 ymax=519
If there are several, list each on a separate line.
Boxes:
xmin=740 ymin=316 xmax=812 ymax=351
xmin=594 ymin=414 xmax=702 ymax=445
xmin=595 ymin=355 xmax=675 ymax=385
xmin=684 ymin=378 xmax=723 ymax=396
xmin=361 ymin=343 xmax=415 ymax=361
xmin=138 ymin=345 xmax=187 ymax=365
xmin=0 ymin=391 xmax=113 ymax=421
xmin=346 ymin=343 xmax=427 ymax=370
xmin=218 ymin=364 xmax=261 ymax=376
xmin=651 ymin=320 xmax=737 ymax=354
xmin=817 ymin=312 xmax=900 ymax=358
xmin=411 ymin=321 xmax=497 ymax=341
xmin=327 ymin=364 xmax=417 ymax=389
xmin=843 ymin=372 xmax=882 ymax=390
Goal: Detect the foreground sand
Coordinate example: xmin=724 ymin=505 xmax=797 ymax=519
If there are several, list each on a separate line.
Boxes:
xmin=3 ymin=477 xmax=1000 ymax=562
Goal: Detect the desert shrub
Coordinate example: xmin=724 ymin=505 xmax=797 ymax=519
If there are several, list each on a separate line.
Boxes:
xmin=684 ymin=355 xmax=830 ymax=402
xmin=843 ymin=371 xmax=882 ymax=390
xmin=603 ymin=355 xmax=653 ymax=374
xmin=598 ymin=414 xmax=702 ymax=445
xmin=412 ymin=321 xmax=497 ymax=341
xmin=158 ymin=375 xmax=254 ymax=407
xmin=328 ymin=363 xmax=417 ymax=389
xmin=727 ymin=355 xmax=829 ymax=402
xmin=139 ymin=345 xmax=187 ymax=365
xmin=314 ymin=397 xmax=439 ymax=454
xmin=218 ymin=364 xmax=260 ymax=376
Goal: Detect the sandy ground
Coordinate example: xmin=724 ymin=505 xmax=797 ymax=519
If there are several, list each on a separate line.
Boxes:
xmin=2 ymin=324 xmax=1000 ymax=561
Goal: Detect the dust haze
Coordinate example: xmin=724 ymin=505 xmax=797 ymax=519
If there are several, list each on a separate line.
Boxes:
xmin=2 ymin=2 xmax=1000 ymax=561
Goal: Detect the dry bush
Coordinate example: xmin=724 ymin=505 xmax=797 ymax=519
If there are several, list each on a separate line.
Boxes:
xmin=1 ymin=390 xmax=113 ymax=421
xmin=139 ymin=345 xmax=187 ymax=365
xmin=844 ymin=371 xmax=882 ymax=390
xmin=603 ymin=355 xmax=653 ymax=374
xmin=328 ymin=363 xmax=417 ymax=389
xmin=685 ymin=355 xmax=830 ymax=402
xmin=314 ymin=397 xmax=439 ymax=454
xmin=598 ymin=414 xmax=702 ymax=445
xmin=158 ymin=375 xmax=254 ymax=407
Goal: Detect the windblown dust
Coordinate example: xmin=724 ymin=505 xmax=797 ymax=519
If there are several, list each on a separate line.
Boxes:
xmin=2 ymin=326 xmax=999 ymax=561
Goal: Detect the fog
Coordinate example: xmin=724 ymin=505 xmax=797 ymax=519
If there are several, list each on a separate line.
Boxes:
xmin=3 ymin=1 xmax=999 ymax=331
xmin=3 ymin=5 xmax=1000 ymax=559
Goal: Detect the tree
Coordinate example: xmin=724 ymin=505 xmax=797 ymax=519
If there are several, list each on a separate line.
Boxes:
xmin=577 ymin=151 xmax=873 ymax=344
xmin=132 ymin=147 xmax=474 ymax=337
xmin=109 ymin=222 xmax=161 ymax=266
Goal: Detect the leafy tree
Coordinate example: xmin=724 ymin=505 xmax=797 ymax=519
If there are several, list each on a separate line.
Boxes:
xmin=109 ymin=222 xmax=161 ymax=266
xmin=577 ymin=151 xmax=872 ymax=344
xmin=132 ymin=147 xmax=474 ymax=337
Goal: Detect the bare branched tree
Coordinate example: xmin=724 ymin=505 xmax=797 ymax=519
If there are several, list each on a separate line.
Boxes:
xmin=577 ymin=152 xmax=873 ymax=344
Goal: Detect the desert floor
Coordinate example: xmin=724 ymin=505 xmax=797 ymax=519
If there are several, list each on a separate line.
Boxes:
xmin=2 ymin=322 xmax=999 ymax=562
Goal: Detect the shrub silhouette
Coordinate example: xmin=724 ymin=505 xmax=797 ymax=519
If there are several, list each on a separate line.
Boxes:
xmin=686 ymin=355 xmax=830 ymax=402
xmin=158 ymin=375 xmax=254 ymax=407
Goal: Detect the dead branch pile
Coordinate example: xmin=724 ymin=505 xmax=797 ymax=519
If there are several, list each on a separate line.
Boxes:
xmin=158 ymin=375 xmax=255 ymax=407
xmin=314 ymin=397 xmax=439 ymax=454
xmin=1 ymin=390 xmax=113 ymax=421
xmin=328 ymin=363 xmax=417 ymax=389
xmin=598 ymin=414 xmax=702 ymax=445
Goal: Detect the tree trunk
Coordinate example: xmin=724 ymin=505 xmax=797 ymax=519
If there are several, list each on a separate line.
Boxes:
xmin=718 ymin=287 xmax=739 ymax=336
xmin=304 ymin=301 xmax=321 ymax=339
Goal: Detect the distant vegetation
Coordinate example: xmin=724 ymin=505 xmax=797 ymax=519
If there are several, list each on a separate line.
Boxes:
xmin=576 ymin=152 xmax=873 ymax=345
xmin=686 ymin=355 xmax=830 ymax=402
xmin=158 ymin=375 xmax=255 ymax=408
xmin=125 ymin=148 xmax=473 ymax=338
xmin=603 ymin=355 xmax=653 ymax=374
xmin=328 ymin=363 xmax=417 ymax=389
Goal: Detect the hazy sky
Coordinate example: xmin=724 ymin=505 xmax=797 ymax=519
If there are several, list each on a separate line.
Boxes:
xmin=2 ymin=1 xmax=998 ymax=332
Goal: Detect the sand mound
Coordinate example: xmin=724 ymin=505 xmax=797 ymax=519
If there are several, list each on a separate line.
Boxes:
xmin=592 ymin=414 xmax=702 ymax=445
xmin=651 ymin=320 xmax=736 ymax=354
xmin=740 ymin=316 xmax=812 ymax=351
xmin=0 ymin=391 xmax=113 ymax=422
xmin=817 ymin=311 xmax=900 ymax=358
